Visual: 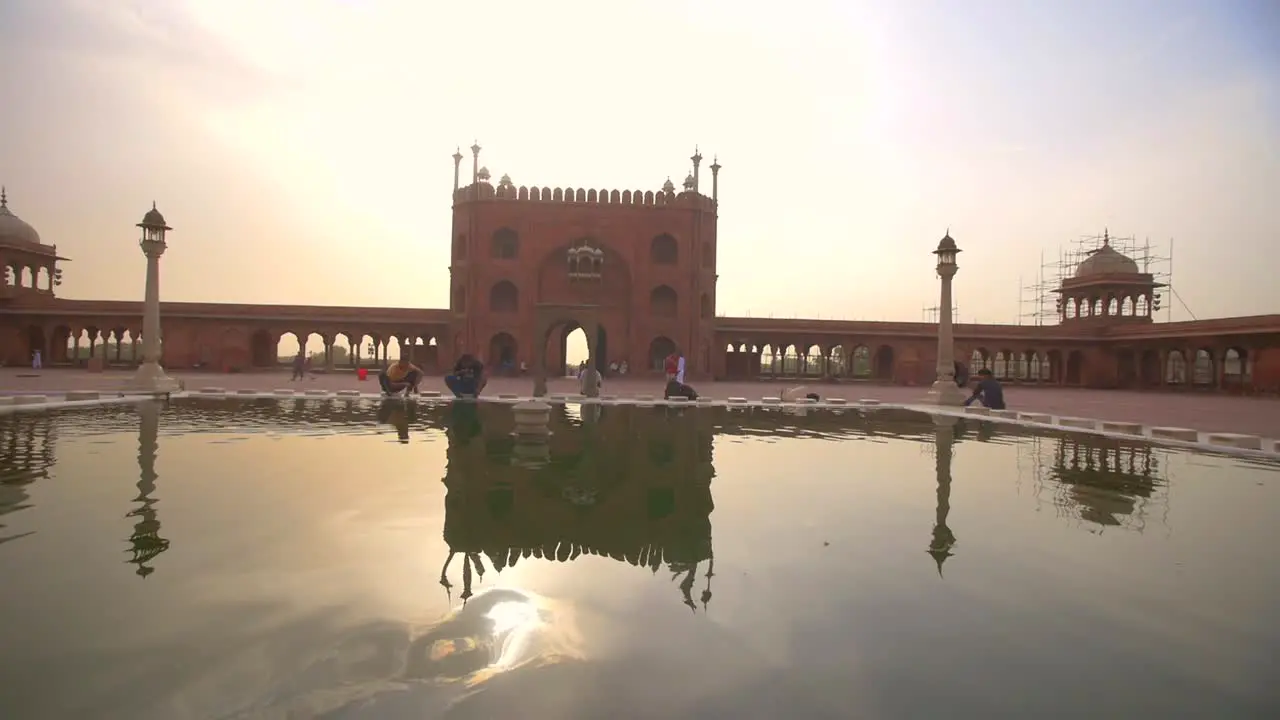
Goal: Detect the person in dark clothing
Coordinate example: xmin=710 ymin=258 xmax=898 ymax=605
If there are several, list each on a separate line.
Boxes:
xmin=444 ymin=354 xmax=487 ymax=398
xmin=963 ymin=368 xmax=1006 ymax=410
xmin=664 ymin=379 xmax=699 ymax=400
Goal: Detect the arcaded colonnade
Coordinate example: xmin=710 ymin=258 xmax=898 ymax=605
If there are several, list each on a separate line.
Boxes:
xmin=0 ymin=301 xmax=451 ymax=372
xmin=714 ymin=316 xmax=1280 ymax=393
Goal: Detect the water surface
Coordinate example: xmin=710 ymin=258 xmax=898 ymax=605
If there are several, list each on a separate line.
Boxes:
xmin=1 ymin=398 xmax=1278 ymax=719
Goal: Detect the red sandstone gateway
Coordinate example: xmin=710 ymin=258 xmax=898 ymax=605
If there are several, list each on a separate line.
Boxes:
xmin=0 ymin=154 xmax=1277 ymax=392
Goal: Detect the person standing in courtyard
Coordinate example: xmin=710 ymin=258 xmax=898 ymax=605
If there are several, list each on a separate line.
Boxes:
xmin=31 ymin=349 xmax=41 ymax=370
xmin=445 ymin=353 xmax=487 ymax=398
xmin=380 ymin=357 xmax=424 ymax=396
xmin=663 ymin=349 xmax=679 ymax=381
xmin=963 ymin=368 xmax=1006 ymax=410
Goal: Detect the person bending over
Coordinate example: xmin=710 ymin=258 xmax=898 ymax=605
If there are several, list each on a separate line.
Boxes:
xmin=963 ymin=368 xmax=1006 ymax=410
xmin=445 ymin=353 xmax=488 ymax=398
xmin=380 ymin=358 xmax=424 ymax=396
xmin=664 ymin=378 xmax=699 ymax=400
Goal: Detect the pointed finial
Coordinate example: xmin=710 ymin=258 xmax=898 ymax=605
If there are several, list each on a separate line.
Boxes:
xmin=710 ymin=155 xmax=721 ymax=172
xmin=1103 ymin=228 xmax=1110 ymax=246
xmin=470 ymin=140 xmax=481 ymax=155
xmin=152 ymin=200 xmax=157 ymax=210
xmin=0 ymin=186 xmax=6 ymax=208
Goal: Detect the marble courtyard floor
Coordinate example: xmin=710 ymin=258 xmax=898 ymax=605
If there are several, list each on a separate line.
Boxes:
xmin=1 ymin=368 xmax=1278 ymax=441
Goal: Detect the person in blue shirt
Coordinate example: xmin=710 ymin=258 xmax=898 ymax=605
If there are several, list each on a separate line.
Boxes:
xmin=963 ymin=368 xmax=1006 ymax=410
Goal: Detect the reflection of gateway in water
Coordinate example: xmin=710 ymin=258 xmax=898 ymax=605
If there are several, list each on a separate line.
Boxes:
xmin=438 ymin=404 xmax=716 ymax=611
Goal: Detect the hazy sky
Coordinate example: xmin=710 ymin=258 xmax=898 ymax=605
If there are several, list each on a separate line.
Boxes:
xmin=2 ymin=0 xmax=1278 ymax=330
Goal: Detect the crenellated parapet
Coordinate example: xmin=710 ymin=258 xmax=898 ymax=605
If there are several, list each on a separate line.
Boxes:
xmin=453 ymin=182 xmax=716 ymax=211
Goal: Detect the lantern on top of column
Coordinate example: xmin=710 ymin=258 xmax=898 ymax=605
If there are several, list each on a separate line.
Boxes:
xmin=933 ymin=231 xmax=960 ymax=277
xmin=138 ymin=202 xmax=170 ymax=256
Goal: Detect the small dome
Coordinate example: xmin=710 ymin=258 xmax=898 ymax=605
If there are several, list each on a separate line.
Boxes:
xmin=662 ymin=177 xmax=675 ymax=193
xmin=139 ymin=202 xmax=169 ymax=229
xmin=477 ymin=166 xmax=491 ymax=181
xmin=1075 ymin=238 xmax=1139 ymax=278
xmin=0 ymin=187 xmax=42 ymax=245
xmin=683 ymin=173 xmax=695 ymax=190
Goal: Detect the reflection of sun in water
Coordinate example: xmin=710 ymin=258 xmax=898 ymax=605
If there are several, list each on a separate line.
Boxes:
xmin=412 ymin=587 xmax=583 ymax=689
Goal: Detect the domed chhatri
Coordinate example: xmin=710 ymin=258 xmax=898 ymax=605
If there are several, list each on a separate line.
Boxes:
xmin=0 ymin=186 xmax=43 ymax=245
xmin=138 ymin=201 xmax=170 ymax=230
xmin=1075 ymin=230 xmax=1139 ymax=278
xmin=662 ymin=177 xmax=675 ymax=194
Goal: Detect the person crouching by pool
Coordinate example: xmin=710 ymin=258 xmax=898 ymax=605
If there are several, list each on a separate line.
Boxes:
xmin=380 ymin=357 xmax=424 ymax=397
xmin=963 ymin=368 xmax=1006 ymax=410
xmin=445 ymin=353 xmax=487 ymax=399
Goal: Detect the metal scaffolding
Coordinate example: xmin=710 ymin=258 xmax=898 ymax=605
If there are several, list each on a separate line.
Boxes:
xmin=921 ymin=304 xmax=960 ymax=324
xmin=1017 ymin=231 xmax=1175 ymax=325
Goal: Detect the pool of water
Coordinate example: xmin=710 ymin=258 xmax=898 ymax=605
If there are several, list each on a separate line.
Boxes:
xmin=1 ymin=398 xmax=1278 ymax=719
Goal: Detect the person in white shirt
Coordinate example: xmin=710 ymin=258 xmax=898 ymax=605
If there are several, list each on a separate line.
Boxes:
xmin=31 ymin=349 xmax=41 ymax=370
xmin=676 ymin=355 xmax=686 ymax=385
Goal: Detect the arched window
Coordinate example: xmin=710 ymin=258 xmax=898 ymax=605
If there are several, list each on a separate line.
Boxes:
xmin=650 ymin=234 xmax=678 ymax=265
xmin=489 ymin=281 xmax=519 ymax=313
xmin=490 ymin=228 xmax=519 ymax=259
xmin=649 ymin=285 xmax=678 ymax=317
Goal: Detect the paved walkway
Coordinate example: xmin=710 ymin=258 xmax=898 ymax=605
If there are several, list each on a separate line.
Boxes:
xmin=2 ymin=368 xmax=1278 ymax=440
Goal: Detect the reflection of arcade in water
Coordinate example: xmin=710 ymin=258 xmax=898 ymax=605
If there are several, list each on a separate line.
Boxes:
xmin=438 ymin=403 xmax=716 ymax=611
xmin=0 ymin=414 xmax=55 ymax=546
xmin=0 ymin=403 xmax=171 ymax=576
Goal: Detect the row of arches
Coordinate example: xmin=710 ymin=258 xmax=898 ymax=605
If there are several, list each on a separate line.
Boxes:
xmin=5 ymin=264 xmax=56 ymax=292
xmin=18 ymin=325 xmax=451 ymax=371
xmin=1062 ymin=293 xmax=1156 ymax=320
xmin=1122 ymin=347 xmax=1250 ymax=388
xmin=724 ymin=343 xmax=897 ymax=381
xmin=486 ymin=281 xmax=712 ymax=320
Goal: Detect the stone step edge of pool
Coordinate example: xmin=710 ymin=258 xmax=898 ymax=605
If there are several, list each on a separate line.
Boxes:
xmin=1 ymin=390 xmax=1276 ymax=458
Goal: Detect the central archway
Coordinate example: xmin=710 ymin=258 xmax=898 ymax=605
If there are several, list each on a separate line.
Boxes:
xmin=549 ymin=322 xmax=608 ymax=376
xmin=488 ymin=332 xmax=518 ymax=374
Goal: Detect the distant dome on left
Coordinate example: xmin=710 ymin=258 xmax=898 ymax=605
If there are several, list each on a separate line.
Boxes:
xmin=0 ymin=187 xmax=43 ymax=245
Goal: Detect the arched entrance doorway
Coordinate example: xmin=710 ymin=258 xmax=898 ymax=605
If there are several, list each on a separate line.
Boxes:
xmin=648 ymin=336 xmax=677 ymax=372
xmin=25 ymin=325 xmax=45 ymax=364
xmin=873 ymin=345 xmax=894 ymax=381
xmin=548 ymin=323 xmax=608 ymax=375
xmin=489 ymin=332 xmax=518 ymax=374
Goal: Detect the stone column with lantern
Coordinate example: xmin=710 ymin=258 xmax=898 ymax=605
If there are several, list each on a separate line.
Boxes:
xmin=125 ymin=203 xmax=181 ymax=394
xmin=926 ymin=232 xmax=967 ymax=405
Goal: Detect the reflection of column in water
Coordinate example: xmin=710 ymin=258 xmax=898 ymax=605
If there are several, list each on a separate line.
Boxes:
xmin=511 ymin=401 xmax=551 ymax=469
xmin=127 ymin=400 xmax=170 ymax=578
xmin=928 ymin=416 xmax=958 ymax=577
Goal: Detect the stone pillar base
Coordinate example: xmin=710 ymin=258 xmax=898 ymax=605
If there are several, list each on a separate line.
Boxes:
xmin=925 ymin=379 xmax=967 ymax=406
xmin=125 ymin=361 xmax=181 ymax=394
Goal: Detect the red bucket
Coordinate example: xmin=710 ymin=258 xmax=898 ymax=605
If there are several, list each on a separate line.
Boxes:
xmin=357 ymin=367 xmax=368 ymax=381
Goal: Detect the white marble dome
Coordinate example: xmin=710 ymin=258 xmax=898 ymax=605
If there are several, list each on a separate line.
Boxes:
xmin=0 ymin=188 xmax=41 ymax=245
